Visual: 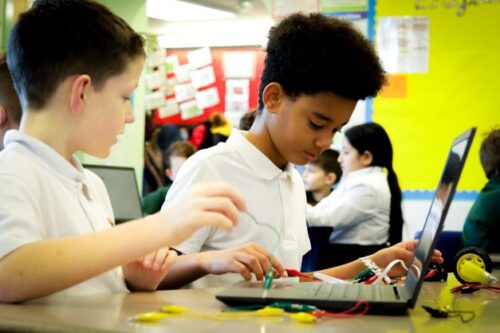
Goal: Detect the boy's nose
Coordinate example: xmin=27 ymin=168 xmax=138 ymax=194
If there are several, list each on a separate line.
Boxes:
xmin=124 ymin=109 xmax=135 ymax=124
xmin=315 ymin=134 xmax=333 ymax=151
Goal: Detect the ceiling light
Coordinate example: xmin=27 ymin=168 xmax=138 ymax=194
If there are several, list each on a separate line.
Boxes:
xmin=147 ymin=0 xmax=236 ymax=22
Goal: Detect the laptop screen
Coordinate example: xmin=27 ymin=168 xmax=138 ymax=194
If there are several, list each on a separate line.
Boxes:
xmin=405 ymin=128 xmax=476 ymax=306
xmin=84 ymin=165 xmax=143 ymax=224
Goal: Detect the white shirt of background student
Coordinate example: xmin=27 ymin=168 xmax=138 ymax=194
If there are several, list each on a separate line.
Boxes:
xmin=306 ymin=138 xmax=390 ymax=245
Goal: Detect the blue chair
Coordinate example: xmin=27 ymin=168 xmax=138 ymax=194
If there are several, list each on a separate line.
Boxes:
xmin=415 ymin=230 xmax=462 ymax=272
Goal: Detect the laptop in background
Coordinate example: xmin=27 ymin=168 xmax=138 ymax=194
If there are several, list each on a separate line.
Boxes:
xmin=84 ymin=165 xmax=143 ymax=224
xmin=216 ymin=127 xmax=476 ymax=314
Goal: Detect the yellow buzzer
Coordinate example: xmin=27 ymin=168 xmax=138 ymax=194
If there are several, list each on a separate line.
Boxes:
xmin=160 ymin=305 xmax=188 ymax=314
xmin=289 ymin=312 xmax=316 ymax=323
xmin=255 ymin=307 xmax=285 ymax=316
xmin=132 ymin=312 xmax=169 ymax=322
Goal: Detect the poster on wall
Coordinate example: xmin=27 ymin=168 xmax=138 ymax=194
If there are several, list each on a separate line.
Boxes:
xmin=180 ymin=100 xmax=203 ymax=120
xmin=174 ymin=83 xmax=196 ymax=103
xmin=272 ymin=0 xmax=319 ymax=18
xmin=320 ymin=0 xmax=368 ymax=36
xmin=158 ymin=97 xmax=180 ymax=119
xmin=190 ymin=66 xmax=216 ymax=89
xmin=225 ymin=79 xmax=250 ymax=127
xmin=195 ymin=87 xmax=220 ymax=110
xmin=376 ymin=16 xmax=430 ymax=74
xmin=187 ymin=47 xmax=213 ymax=69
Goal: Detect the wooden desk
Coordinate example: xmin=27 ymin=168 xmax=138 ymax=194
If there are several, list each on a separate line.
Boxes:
xmin=0 ymin=274 xmax=498 ymax=333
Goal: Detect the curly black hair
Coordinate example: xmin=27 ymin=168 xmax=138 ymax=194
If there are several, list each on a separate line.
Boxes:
xmin=258 ymin=13 xmax=386 ymax=111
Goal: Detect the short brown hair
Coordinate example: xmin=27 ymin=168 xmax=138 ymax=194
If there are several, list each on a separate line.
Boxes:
xmin=167 ymin=141 xmax=196 ymax=161
xmin=7 ymin=0 xmax=145 ymax=110
xmin=0 ymin=53 xmax=21 ymax=124
xmin=480 ymin=128 xmax=500 ymax=178
xmin=309 ymin=149 xmax=342 ymax=184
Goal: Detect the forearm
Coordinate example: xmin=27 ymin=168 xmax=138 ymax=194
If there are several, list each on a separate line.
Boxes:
xmin=158 ymin=253 xmax=207 ymax=289
xmin=0 ymin=214 xmax=179 ymax=303
xmin=316 ymin=257 xmax=367 ymax=280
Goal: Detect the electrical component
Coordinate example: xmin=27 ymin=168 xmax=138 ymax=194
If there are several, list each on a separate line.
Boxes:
xmin=454 ymin=247 xmax=496 ymax=284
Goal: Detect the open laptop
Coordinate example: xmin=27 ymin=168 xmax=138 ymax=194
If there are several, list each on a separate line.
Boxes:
xmin=216 ymin=127 xmax=476 ymax=314
xmin=84 ymin=165 xmax=143 ymax=224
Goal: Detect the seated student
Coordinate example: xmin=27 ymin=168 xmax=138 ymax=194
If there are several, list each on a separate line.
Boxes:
xmin=0 ymin=53 xmax=22 ymax=151
xmin=0 ymin=0 xmax=283 ymax=304
xmin=302 ymin=148 xmax=342 ymax=206
xmin=238 ymin=110 xmax=257 ymax=131
xmin=461 ymin=128 xmax=500 ymax=253
xmin=306 ymin=122 xmax=404 ymax=267
xmin=142 ymin=141 xmax=196 ymax=215
xmin=160 ymin=13 xmax=441 ymax=287
xmin=301 ymin=149 xmax=342 ymax=270
xmin=209 ymin=111 xmax=232 ymax=145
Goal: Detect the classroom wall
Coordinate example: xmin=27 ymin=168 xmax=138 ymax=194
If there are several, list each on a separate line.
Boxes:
xmin=374 ymin=0 xmax=500 ymax=239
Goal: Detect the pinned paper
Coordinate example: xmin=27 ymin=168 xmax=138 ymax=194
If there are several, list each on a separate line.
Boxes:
xmin=195 ymin=87 xmax=220 ymax=110
xmin=146 ymin=49 xmax=166 ymax=68
xmin=145 ymin=91 xmax=166 ymax=110
xmin=158 ymin=98 xmax=180 ymax=118
xmin=180 ymin=100 xmax=203 ymax=120
xmin=187 ymin=47 xmax=212 ymax=70
xmin=190 ymin=66 xmax=216 ymax=89
xmin=174 ymin=83 xmax=196 ymax=103
xmin=223 ymin=52 xmax=255 ymax=79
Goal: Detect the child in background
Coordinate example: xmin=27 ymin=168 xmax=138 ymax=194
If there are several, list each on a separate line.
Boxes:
xmin=0 ymin=0 xmax=268 ymax=303
xmin=0 ymin=53 xmax=22 ymax=151
xmin=461 ymin=128 xmax=500 ymax=252
xmin=303 ymin=148 xmax=342 ymax=206
xmin=161 ymin=13 xmax=441 ymax=287
xmin=238 ymin=110 xmax=257 ymax=131
xmin=301 ymin=148 xmax=342 ymax=271
xmin=306 ymin=122 xmax=404 ymax=267
xmin=142 ymin=141 xmax=196 ymax=215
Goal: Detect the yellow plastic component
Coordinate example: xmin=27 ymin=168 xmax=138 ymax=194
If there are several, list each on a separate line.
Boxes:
xmin=457 ymin=259 xmax=489 ymax=284
xmin=289 ymin=312 xmax=316 ymax=323
xmin=132 ymin=311 xmax=169 ymax=322
xmin=255 ymin=307 xmax=285 ymax=316
xmin=160 ymin=305 xmax=188 ymax=314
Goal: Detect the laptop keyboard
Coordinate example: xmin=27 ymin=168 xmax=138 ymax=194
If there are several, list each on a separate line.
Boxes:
xmin=292 ymin=283 xmax=398 ymax=301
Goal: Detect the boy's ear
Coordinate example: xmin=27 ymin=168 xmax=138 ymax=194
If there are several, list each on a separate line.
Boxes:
xmin=262 ymin=82 xmax=284 ymax=113
xmin=361 ymin=151 xmax=373 ymax=166
xmin=324 ymin=172 xmax=338 ymax=186
xmin=69 ymin=75 xmax=92 ymax=115
xmin=0 ymin=106 xmax=7 ymax=126
xmin=165 ymin=168 xmax=173 ymax=181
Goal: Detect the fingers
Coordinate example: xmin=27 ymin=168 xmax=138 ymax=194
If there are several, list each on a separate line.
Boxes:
xmin=198 ymin=196 xmax=241 ymax=228
xmin=142 ymin=247 xmax=177 ymax=271
xmin=192 ymin=183 xmax=247 ymax=212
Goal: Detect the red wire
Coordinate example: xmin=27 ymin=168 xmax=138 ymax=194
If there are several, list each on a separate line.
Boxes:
xmin=310 ymin=301 xmax=369 ymax=318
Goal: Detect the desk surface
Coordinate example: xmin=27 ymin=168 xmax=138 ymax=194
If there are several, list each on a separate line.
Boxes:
xmin=0 ymin=274 xmax=498 ymax=333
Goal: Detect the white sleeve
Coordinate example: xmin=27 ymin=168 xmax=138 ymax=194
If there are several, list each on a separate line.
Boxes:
xmin=0 ymin=173 xmax=43 ymax=259
xmin=160 ymin=155 xmax=219 ymax=254
xmin=306 ymin=183 xmax=377 ymax=229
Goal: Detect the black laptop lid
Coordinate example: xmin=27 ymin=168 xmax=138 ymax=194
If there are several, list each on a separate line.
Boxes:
xmin=405 ymin=127 xmax=476 ymax=307
xmin=84 ymin=165 xmax=143 ymax=224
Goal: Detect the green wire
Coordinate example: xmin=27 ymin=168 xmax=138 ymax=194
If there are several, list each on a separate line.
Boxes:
xmin=243 ymin=212 xmax=281 ymax=292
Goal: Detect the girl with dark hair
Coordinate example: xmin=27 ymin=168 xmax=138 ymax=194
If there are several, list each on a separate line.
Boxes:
xmin=306 ymin=122 xmax=404 ymax=267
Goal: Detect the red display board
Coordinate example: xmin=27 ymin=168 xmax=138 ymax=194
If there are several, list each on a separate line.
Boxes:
xmin=153 ymin=47 xmax=265 ymax=126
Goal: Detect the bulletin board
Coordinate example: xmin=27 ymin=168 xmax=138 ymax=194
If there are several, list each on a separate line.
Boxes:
xmin=373 ymin=0 xmax=500 ymax=197
xmin=152 ymin=47 xmax=265 ymax=126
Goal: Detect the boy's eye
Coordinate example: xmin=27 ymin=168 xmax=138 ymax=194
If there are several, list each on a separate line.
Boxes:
xmin=309 ymin=121 xmax=324 ymax=130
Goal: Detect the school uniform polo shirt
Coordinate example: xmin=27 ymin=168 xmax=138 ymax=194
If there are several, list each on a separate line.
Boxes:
xmin=163 ymin=130 xmax=311 ymax=270
xmin=306 ymin=166 xmax=391 ymax=245
xmin=0 ymin=130 xmax=128 ymax=299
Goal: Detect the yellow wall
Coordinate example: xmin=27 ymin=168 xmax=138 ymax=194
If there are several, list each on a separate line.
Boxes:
xmin=374 ymin=1 xmax=499 ymax=192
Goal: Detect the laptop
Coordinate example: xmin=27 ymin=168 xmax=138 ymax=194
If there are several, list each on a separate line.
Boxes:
xmin=216 ymin=127 xmax=476 ymax=314
xmin=84 ymin=165 xmax=143 ymax=224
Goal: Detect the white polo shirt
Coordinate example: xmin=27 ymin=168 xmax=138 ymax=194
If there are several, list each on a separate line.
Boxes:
xmin=162 ymin=130 xmax=311 ymax=271
xmin=0 ymin=130 xmax=128 ymax=300
xmin=306 ymin=166 xmax=391 ymax=245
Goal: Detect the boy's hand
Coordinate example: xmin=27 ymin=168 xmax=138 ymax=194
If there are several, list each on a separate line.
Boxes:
xmin=160 ymin=183 xmax=246 ymax=245
xmin=197 ymin=243 xmax=286 ymax=281
xmin=123 ymin=247 xmax=178 ymax=291
xmin=369 ymin=240 xmax=443 ymax=277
